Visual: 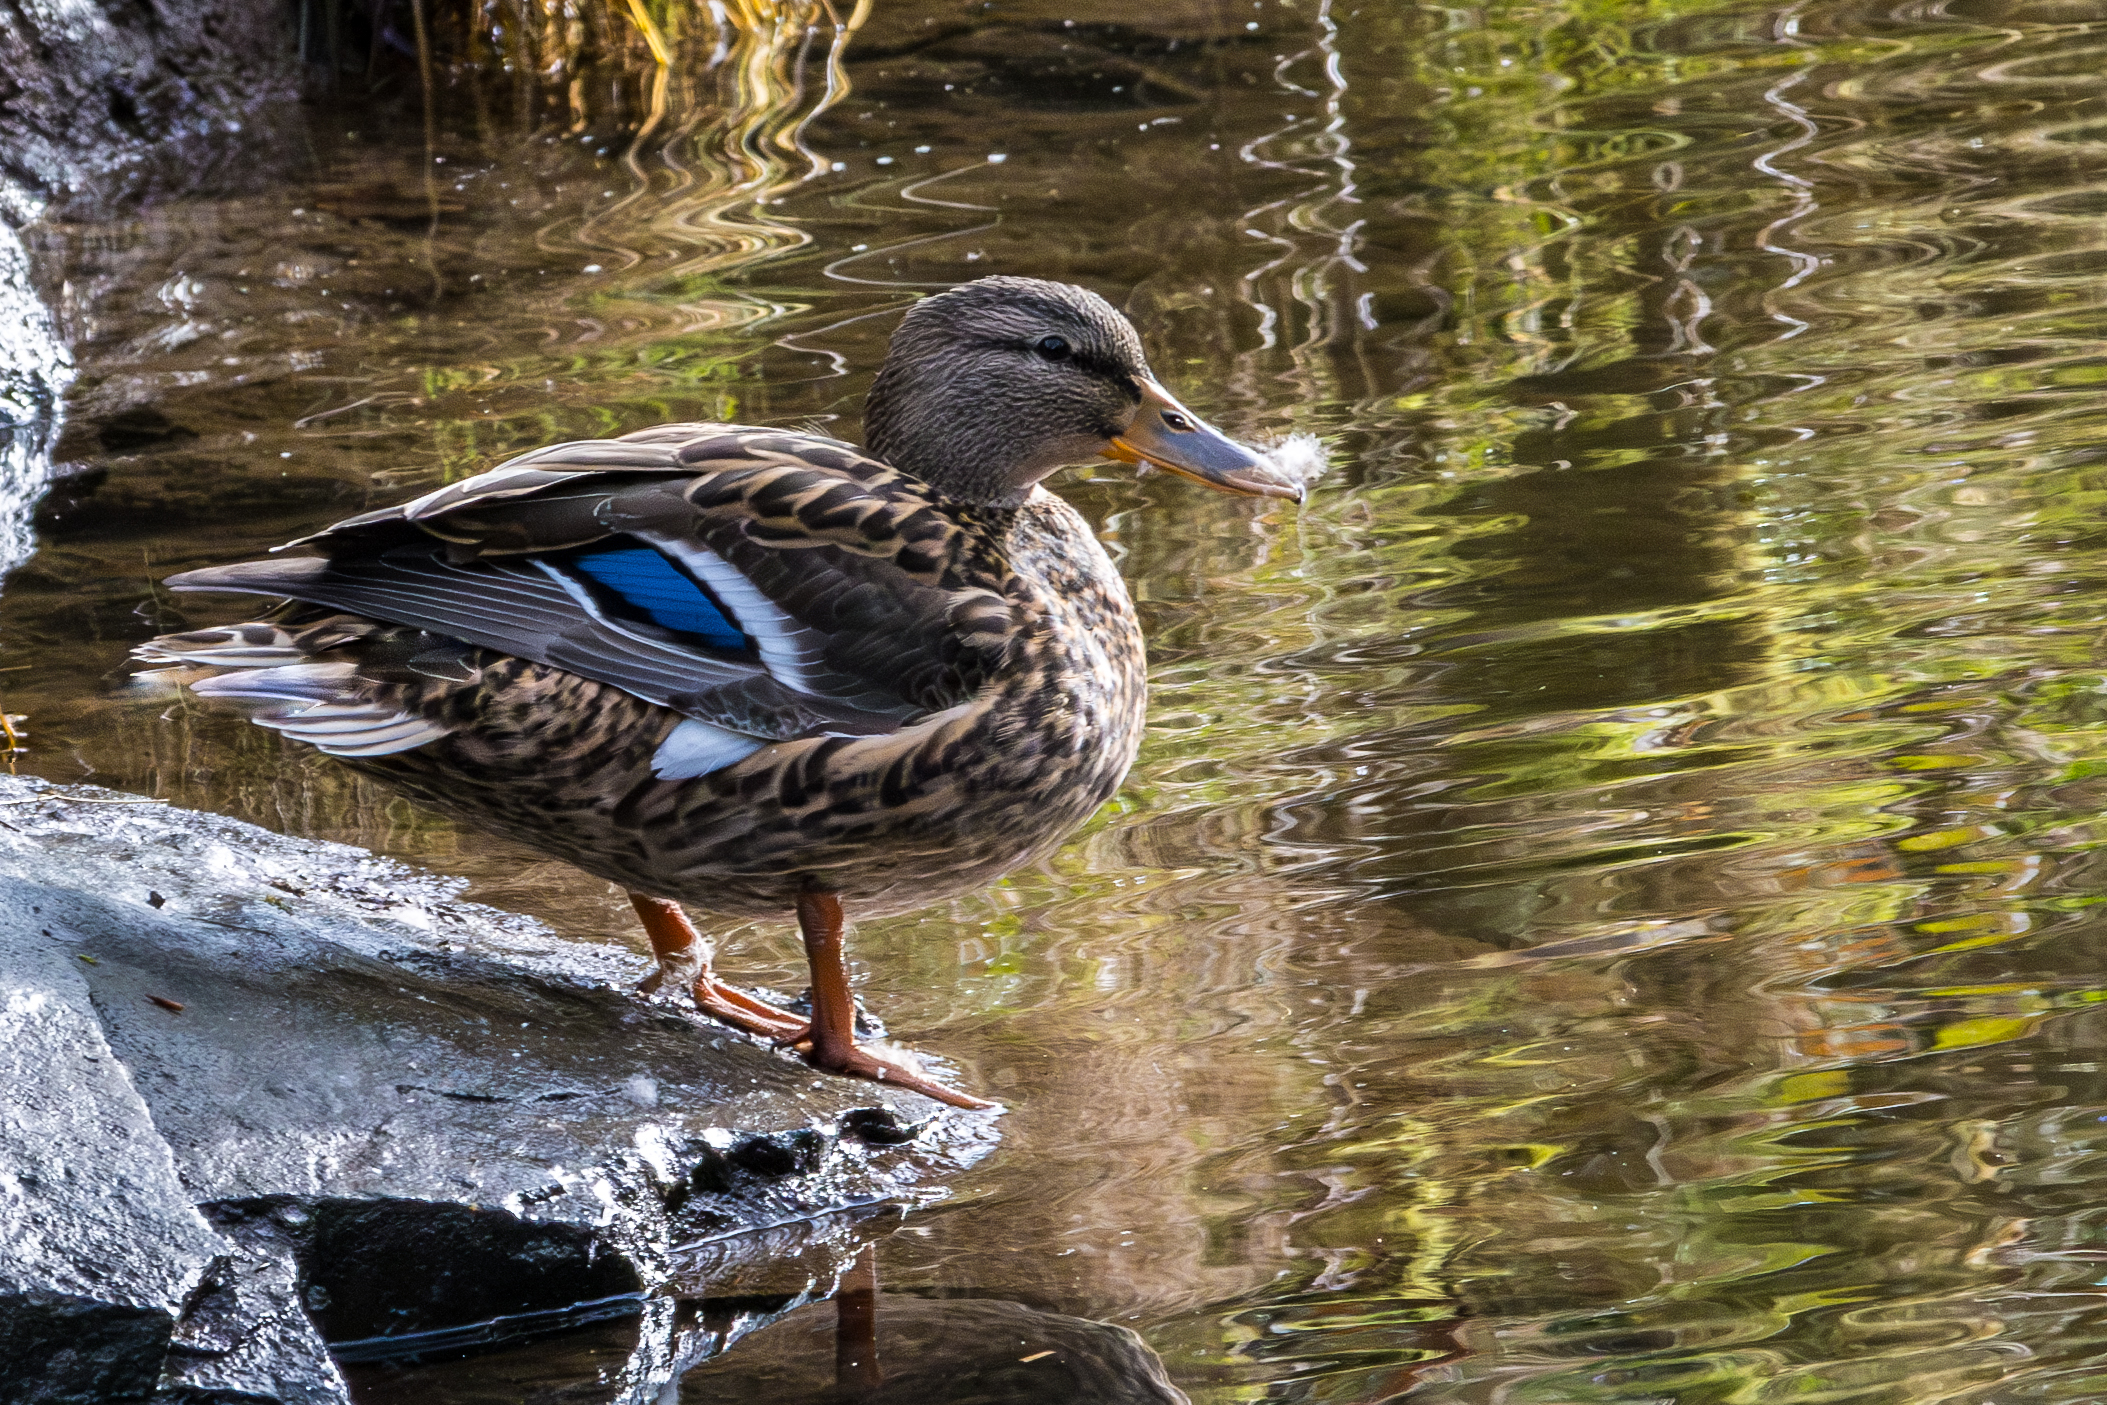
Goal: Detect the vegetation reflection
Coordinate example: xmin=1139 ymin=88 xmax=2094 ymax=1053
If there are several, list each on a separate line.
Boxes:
xmin=15 ymin=0 xmax=2107 ymax=1400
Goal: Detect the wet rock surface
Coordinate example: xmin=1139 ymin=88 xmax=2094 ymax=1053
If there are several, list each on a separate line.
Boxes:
xmin=0 ymin=0 xmax=296 ymax=558
xmin=0 ymin=0 xmax=292 ymax=205
xmin=0 ymin=904 xmax=227 ymax=1404
xmin=0 ymin=774 xmax=990 ymax=1403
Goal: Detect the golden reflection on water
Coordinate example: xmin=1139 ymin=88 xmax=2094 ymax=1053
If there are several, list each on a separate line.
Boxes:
xmin=17 ymin=0 xmax=2107 ymax=1400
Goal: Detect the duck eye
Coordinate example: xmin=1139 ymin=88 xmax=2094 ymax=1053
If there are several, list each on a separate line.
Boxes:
xmin=1034 ymin=335 xmax=1071 ymax=361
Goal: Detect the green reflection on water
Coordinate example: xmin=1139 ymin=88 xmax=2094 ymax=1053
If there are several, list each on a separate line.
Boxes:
xmin=16 ymin=0 xmax=2107 ymax=1399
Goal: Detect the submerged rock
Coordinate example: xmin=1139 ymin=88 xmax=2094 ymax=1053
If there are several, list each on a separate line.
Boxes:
xmin=0 ymin=775 xmax=991 ymax=1403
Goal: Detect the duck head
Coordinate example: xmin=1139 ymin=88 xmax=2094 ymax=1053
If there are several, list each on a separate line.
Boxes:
xmin=863 ymin=275 xmax=1303 ymax=511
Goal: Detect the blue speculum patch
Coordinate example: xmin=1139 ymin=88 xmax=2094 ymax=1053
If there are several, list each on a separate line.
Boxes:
xmin=562 ymin=544 xmax=749 ymax=650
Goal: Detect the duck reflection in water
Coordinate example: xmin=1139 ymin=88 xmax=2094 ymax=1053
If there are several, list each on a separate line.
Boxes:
xmin=681 ymin=1247 xmax=1190 ymax=1404
xmin=135 ymin=277 xmax=1307 ymax=1109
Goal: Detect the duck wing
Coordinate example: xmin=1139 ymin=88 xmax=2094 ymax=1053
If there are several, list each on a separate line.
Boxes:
xmin=163 ymin=425 xmax=1022 ymax=767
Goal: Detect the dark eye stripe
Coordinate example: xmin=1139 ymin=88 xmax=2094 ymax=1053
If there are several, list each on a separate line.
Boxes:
xmin=1064 ymin=349 xmax=1139 ymax=389
xmin=973 ymin=335 xmax=1140 ymax=394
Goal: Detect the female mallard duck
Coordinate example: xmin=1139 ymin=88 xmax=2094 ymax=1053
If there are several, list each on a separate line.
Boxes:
xmin=135 ymin=276 xmax=1302 ymax=1108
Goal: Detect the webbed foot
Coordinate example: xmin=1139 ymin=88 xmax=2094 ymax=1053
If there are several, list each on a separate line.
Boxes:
xmin=802 ymin=1040 xmax=999 ymax=1110
xmin=793 ymin=891 xmax=999 ymax=1111
xmin=694 ymin=975 xmax=809 ymax=1043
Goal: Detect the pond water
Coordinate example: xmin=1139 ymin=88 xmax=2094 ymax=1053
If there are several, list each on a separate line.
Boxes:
xmin=15 ymin=0 xmax=2107 ymax=1398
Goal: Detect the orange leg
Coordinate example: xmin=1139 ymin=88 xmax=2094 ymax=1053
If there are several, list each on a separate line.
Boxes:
xmin=629 ymin=894 xmax=809 ymax=1042
xmin=795 ymin=891 xmax=997 ymax=1110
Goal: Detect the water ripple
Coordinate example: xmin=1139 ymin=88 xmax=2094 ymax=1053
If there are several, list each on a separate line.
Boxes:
xmin=19 ymin=0 xmax=2107 ymax=1400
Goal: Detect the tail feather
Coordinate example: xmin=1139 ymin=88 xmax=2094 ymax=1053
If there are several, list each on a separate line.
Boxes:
xmin=190 ymin=660 xmax=364 ymax=704
xmin=132 ymin=623 xmax=313 ymax=669
xmin=169 ymin=656 xmax=451 ymax=758
xmin=266 ymin=707 xmax=449 ymax=756
xmin=163 ymin=556 xmax=334 ymax=597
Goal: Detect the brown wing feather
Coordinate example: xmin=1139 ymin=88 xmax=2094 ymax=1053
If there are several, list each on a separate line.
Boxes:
xmin=219 ymin=424 xmax=1026 ymax=729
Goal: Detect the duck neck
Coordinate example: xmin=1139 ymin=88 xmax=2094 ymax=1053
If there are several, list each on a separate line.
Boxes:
xmin=864 ymin=354 xmax=1115 ymax=512
xmin=863 ymin=366 xmax=1036 ymax=510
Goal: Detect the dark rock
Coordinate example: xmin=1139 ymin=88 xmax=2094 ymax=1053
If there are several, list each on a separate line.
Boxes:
xmin=160 ymin=1211 xmax=347 ymax=1405
xmin=728 ymin=1130 xmax=828 ymax=1179
xmin=0 ymin=1297 xmax=171 ymax=1405
xmin=0 ymin=0 xmax=294 ymax=203
xmin=0 ymin=0 xmax=295 ymax=553
xmin=291 ymin=1199 xmax=642 ymax=1346
xmin=0 ymin=776 xmax=993 ymax=1402
xmin=839 ymin=1107 xmax=926 ymax=1146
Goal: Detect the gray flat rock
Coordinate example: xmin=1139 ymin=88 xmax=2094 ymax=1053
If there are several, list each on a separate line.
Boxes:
xmin=0 ymin=904 xmax=230 ymax=1404
xmin=0 ymin=774 xmax=993 ymax=1403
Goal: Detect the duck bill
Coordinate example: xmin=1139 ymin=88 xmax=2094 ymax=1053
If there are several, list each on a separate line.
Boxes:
xmin=1104 ymin=378 xmax=1304 ymax=502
